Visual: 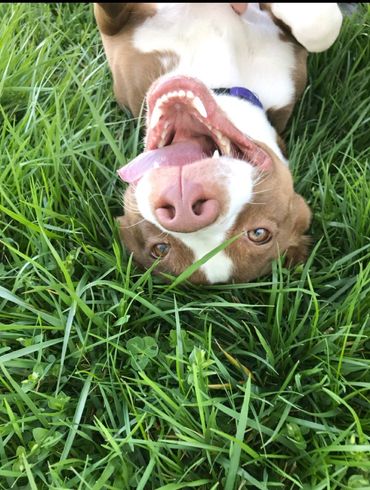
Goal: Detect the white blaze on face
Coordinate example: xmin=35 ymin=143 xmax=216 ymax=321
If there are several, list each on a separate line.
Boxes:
xmin=135 ymin=158 xmax=255 ymax=283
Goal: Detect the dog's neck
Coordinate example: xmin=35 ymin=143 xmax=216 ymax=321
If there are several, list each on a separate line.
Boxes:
xmin=213 ymin=87 xmax=264 ymax=110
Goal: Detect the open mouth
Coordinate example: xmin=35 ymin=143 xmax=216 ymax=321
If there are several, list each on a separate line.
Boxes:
xmin=118 ymin=76 xmax=272 ymax=183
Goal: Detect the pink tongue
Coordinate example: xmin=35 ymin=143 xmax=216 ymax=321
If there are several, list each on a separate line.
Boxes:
xmin=117 ymin=140 xmax=207 ymax=183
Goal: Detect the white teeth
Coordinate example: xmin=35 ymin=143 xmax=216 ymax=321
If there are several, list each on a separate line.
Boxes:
xmin=221 ymin=138 xmax=231 ymax=155
xmin=157 ymin=89 xmax=196 ymax=104
xmin=150 ymin=104 xmax=163 ymax=128
xmin=151 ymin=90 xmax=201 ymax=128
xmin=150 ymin=89 xmax=209 ymax=148
xmin=192 ymin=96 xmax=207 ymax=118
xmin=160 ymin=94 xmax=169 ymax=104
xmin=213 ymin=149 xmax=220 ymax=158
xmin=214 ymin=130 xmax=231 ymax=154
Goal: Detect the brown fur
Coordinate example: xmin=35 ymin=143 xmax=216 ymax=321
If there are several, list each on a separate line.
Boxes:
xmin=94 ymin=3 xmax=155 ymax=36
xmin=95 ymin=3 xmax=179 ymax=115
xmin=269 ymin=44 xmax=308 ymax=134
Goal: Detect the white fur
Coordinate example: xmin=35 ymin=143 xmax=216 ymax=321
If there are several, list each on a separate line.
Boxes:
xmin=134 ymin=3 xmax=296 ymax=111
xmin=135 ymin=159 xmax=255 ymax=283
xmin=173 ymin=229 xmax=234 ymax=283
xmin=160 ymin=53 xmax=176 ymax=72
xmin=271 ymin=3 xmax=343 ymax=53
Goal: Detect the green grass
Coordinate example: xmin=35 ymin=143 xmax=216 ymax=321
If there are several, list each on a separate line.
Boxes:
xmin=0 ymin=3 xmax=369 ymax=489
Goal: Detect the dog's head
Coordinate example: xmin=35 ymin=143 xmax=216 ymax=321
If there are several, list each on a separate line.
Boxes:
xmin=117 ymin=76 xmax=311 ymax=284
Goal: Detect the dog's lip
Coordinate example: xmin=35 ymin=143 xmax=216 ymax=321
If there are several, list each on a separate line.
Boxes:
xmin=118 ymin=76 xmax=272 ymax=184
xmin=146 ymin=75 xmax=269 ymax=158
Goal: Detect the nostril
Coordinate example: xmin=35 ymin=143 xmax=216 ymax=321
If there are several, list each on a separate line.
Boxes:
xmin=154 ymin=183 xmax=221 ymax=232
xmin=161 ymin=205 xmax=176 ymax=220
xmin=155 ymin=205 xmax=176 ymax=223
xmin=192 ymin=199 xmax=207 ymax=216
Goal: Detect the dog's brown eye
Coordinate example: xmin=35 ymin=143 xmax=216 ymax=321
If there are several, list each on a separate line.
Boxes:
xmin=247 ymin=228 xmax=272 ymax=244
xmin=150 ymin=243 xmax=170 ymax=259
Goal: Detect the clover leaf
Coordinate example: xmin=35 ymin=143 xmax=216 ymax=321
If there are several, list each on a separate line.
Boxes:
xmin=126 ymin=336 xmax=158 ymax=370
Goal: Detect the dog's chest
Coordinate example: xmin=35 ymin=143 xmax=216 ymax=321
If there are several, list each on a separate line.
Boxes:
xmin=133 ymin=3 xmax=296 ymax=110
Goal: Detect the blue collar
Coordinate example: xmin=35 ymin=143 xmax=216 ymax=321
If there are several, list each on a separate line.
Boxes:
xmin=213 ymin=86 xmax=263 ymax=110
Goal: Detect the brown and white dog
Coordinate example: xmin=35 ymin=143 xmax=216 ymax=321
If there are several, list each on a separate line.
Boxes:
xmin=94 ymin=3 xmax=343 ymax=284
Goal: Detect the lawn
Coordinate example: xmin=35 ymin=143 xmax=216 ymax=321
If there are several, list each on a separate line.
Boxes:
xmin=0 ymin=3 xmax=369 ymax=489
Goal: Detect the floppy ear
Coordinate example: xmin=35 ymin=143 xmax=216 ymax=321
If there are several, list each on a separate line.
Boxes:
xmin=94 ymin=4 xmax=130 ymax=36
xmin=94 ymin=3 xmax=155 ymax=36
xmin=285 ymin=193 xmax=312 ymax=266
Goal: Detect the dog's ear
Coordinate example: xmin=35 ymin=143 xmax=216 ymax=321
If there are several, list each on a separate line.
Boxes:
xmin=94 ymin=4 xmax=131 ymax=36
xmin=285 ymin=193 xmax=312 ymax=266
xmin=94 ymin=3 xmax=155 ymax=36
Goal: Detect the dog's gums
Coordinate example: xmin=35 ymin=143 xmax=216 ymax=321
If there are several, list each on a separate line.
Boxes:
xmin=118 ymin=77 xmax=272 ymax=184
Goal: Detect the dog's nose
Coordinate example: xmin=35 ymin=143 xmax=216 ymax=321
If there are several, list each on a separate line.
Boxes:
xmin=154 ymin=182 xmax=220 ymax=233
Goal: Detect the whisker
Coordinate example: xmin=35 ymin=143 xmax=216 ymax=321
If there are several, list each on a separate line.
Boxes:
xmin=124 ymin=207 xmax=140 ymax=215
xmin=157 ymin=230 xmax=170 ymax=241
xmin=122 ymin=203 xmax=141 ymax=214
xmin=121 ymin=198 xmax=139 ymax=210
xmin=252 ymin=187 xmax=274 ymax=195
xmin=121 ymin=217 xmax=147 ymax=229
xmin=253 ymin=171 xmax=271 ymax=188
